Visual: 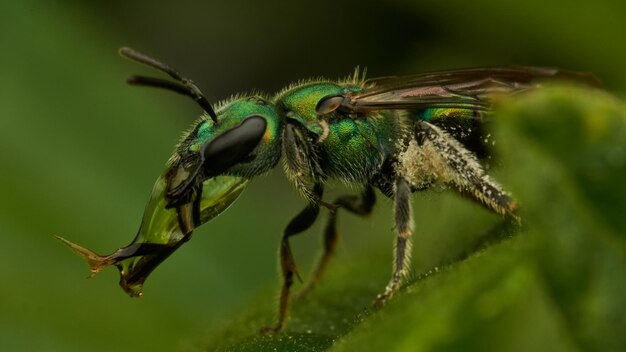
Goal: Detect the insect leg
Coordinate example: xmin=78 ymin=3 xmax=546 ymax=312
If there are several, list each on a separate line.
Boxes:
xmin=261 ymin=184 xmax=324 ymax=333
xmin=416 ymin=120 xmax=517 ymax=217
xmin=374 ymin=177 xmax=413 ymax=307
xmin=298 ymin=185 xmax=376 ymax=298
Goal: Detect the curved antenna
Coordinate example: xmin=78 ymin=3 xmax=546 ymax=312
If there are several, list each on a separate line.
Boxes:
xmin=119 ymin=47 xmax=218 ymax=123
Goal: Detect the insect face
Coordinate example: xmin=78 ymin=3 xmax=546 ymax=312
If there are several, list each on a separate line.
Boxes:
xmin=57 ymin=96 xmax=282 ymax=297
xmin=166 ymin=96 xmax=283 ymax=208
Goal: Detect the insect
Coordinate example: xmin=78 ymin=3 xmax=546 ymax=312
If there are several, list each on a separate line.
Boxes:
xmin=58 ymin=47 xmax=597 ymax=332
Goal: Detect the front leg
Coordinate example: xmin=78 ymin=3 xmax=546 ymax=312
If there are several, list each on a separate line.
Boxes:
xmin=261 ymin=184 xmax=323 ymax=333
xmin=374 ymin=177 xmax=413 ymax=307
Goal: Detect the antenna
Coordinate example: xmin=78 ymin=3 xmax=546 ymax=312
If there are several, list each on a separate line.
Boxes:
xmin=119 ymin=47 xmax=218 ymax=123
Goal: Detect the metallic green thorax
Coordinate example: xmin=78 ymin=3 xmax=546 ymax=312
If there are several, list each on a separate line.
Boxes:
xmin=276 ymin=82 xmax=401 ymax=182
xmin=277 ymin=82 xmax=346 ymax=135
xmin=322 ymin=114 xmax=399 ymax=181
xmin=275 ymin=82 xmax=360 ymax=130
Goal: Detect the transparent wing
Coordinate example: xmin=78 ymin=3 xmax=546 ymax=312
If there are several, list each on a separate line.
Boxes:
xmin=340 ymin=66 xmax=599 ymax=113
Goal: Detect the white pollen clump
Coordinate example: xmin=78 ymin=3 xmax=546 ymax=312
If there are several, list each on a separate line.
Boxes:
xmin=395 ymin=121 xmax=512 ymax=216
xmin=397 ymin=138 xmax=454 ymax=189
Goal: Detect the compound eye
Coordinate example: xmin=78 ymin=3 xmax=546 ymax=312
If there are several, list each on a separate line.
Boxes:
xmin=315 ymin=94 xmax=345 ymax=115
xmin=202 ymin=115 xmax=267 ymax=176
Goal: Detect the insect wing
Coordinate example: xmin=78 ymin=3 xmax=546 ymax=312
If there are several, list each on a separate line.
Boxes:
xmin=342 ymin=66 xmax=599 ymax=113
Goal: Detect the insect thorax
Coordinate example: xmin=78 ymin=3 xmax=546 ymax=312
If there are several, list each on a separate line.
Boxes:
xmin=318 ymin=111 xmax=402 ymax=183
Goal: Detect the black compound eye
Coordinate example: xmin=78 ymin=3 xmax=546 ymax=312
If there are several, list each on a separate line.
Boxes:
xmin=315 ymin=94 xmax=345 ymax=115
xmin=202 ymin=115 xmax=267 ymax=176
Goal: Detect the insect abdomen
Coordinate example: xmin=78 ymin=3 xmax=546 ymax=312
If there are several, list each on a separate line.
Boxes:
xmin=415 ymin=108 xmax=490 ymax=159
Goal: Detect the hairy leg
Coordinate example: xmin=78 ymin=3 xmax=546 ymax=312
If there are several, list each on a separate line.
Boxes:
xmin=415 ymin=120 xmax=518 ymax=217
xmin=374 ymin=177 xmax=413 ymax=307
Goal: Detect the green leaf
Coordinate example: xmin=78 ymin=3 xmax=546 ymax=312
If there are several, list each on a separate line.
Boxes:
xmin=195 ymin=86 xmax=626 ymax=352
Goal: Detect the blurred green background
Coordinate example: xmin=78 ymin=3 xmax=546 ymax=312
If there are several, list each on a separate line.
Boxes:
xmin=1 ymin=1 xmax=625 ymax=351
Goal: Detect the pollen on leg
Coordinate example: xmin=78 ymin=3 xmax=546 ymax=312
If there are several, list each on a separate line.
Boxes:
xmin=397 ymin=138 xmax=456 ymax=190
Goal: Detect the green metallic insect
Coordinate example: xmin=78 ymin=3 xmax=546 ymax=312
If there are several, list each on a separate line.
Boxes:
xmin=58 ymin=47 xmax=597 ymax=332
